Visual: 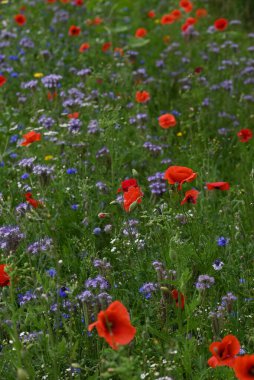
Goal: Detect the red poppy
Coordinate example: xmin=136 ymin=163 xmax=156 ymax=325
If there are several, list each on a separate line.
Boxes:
xmin=75 ymin=0 xmax=83 ymax=5
xmin=135 ymin=91 xmax=150 ymax=103
xmin=102 ymin=42 xmax=112 ymax=52
xmin=21 ymin=131 xmax=41 ymax=147
xmin=25 ymin=193 xmax=42 ymax=208
xmin=186 ymin=17 xmax=197 ymax=25
xmin=117 ymin=178 xmax=138 ymax=193
xmin=181 ymin=189 xmax=199 ymax=205
xmin=47 ymin=91 xmax=57 ymax=101
xmin=214 ymin=18 xmax=228 ymax=31
xmin=237 ymin=129 xmax=253 ymax=143
xmin=14 ymin=14 xmax=27 ymax=26
xmin=135 ymin=28 xmax=148 ymax=38
xmin=233 ymin=355 xmax=254 ymax=380
xmin=114 ymin=47 xmax=124 ymax=56
xmin=182 ymin=23 xmax=191 ymax=33
xmin=92 ymin=17 xmax=103 ymax=25
xmin=0 ymin=76 xmax=7 ymax=87
xmin=194 ymin=67 xmax=203 ymax=74
xmin=196 ymin=8 xmax=208 ymax=18
xmin=147 ymin=10 xmax=156 ymax=19
xmin=88 ymin=301 xmax=136 ymax=350
xmin=79 ymin=42 xmax=90 ymax=52
xmin=0 ymin=264 xmax=10 ymax=287
xmin=123 ymin=186 xmax=143 ymax=212
xmin=159 ymin=113 xmax=177 ymax=129
xmin=67 ymin=112 xmax=79 ymax=119
xmin=47 ymin=0 xmax=57 ymax=3
xmin=179 ymin=0 xmax=193 ymax=12
xmin=208 ymin=335 xmax=240 ymax=368
xmin=171 ymin=9 xmax=182 ymax=20
xmin=171 ymin=289 xmax=185 ymax=309
xmin=164 ymin=166 xmax=197 ymax=190
xmin=206 ymin=182 xmax=230 ymax=191
xmin=161 ymin=14 xmax=175 ymax=25
xmin=68 ymin=25 xmax=81 ymax=36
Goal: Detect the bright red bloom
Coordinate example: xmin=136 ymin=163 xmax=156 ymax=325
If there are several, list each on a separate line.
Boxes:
xmin=79 ymin=42 xmax=90 ymax=52
xmin=181 ymin=189 xmax=199 ymax=205
xmin=161 ymin=14 xmax=175 ymax=25
xmin=171 ymin=289 xmax=185 ymax=309
xmin=25 ymin=193 xmax=42 ymax=208
xmin=47 ymin=0 xmax=57 ymax=3
xmin=123 ymin=186 xmax=143 ymax=212
xmin=147 ymin=10 xmax=156 ymax=19
xmin=117 ymin=178 xmax=138 ymax=193
xmin=47 ymin=91 xmax=57 ymax=101
xmin=159 ymin=113 xmax=177 ymax=129
xmin=206 ymin=182 xmax=230 ymax=191
xmin=14 ymin=14 xmax=27 ymax=26
xmin=88 ymin=301 xmax=136 ymax=350
xmin=67 ymin=112 xmax=79 ymax=119
xmin=164 ymin=166 xmax=197 ymax=190
xmin=21 ymin=131 xmax=41 ymax=147
xmin=0 ymin=76 xmax=7 ymax=87
xmin=196 ymin=8 xmax=208 ymax=18
xmin=208 ymin=334 xmax=240 ymax=367
xmin=179 ymin=0 xmax=193 ymax=12
xmin=68 ymin=25 xmax=81 ymax=36
xmin=171 ymin=9 xmax=182 ymax=20
xmin=75 ymin=0 xmax=83 ymax=5
xmin=102 ymin=42 xmax=112 ymax=52
xmin=214 ymin=18 xmax=228 ymax=31
xmin=186 ymin=17 xmax=197 ymax=25
xmin=92 ymin=17 xmax=103 ymax=25
xmin=135 ymin=91 xmax=150 ymax=103
xmin=237 ymin=129 xmax=253 ymax=143
xmin=0 ymin=264 xmax=10 ymax=287
xmin=182 ymin=23 xmax=191 ymax=32
xmin=233 ymin=355 xmax=254 ymax=380
xmin=135 ymin=28 xmax=148 ymax=38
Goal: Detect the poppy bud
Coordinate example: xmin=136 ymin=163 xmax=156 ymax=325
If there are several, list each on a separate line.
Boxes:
xmin=160 ymin=286 xmax=170 ymax=294
xmin=110 ymin=200 xmax=118 ymax=205
xmin=98 ymin=213 xmax=109 ymax=218
xmin=128 ymin=199 xmax=139 ymax=212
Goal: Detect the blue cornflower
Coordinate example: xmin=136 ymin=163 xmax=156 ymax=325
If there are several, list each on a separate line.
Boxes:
xmin=93 ymin=227 xmax=102 ymax=235
xmin=0 ymin=162 xmax=4 ymax=167
xmin=9 ymin=153 xmax=18 ymax=159
xmin=46 ymin=268 xmax=57 ymax=278
xmin=59 ymin=287 xmax=70 ymax=298
xmin=66 ymin=168 xmax=77 ymax=174
xmin=212 ymin=259 xmax=224 ymax=271
xmin=21 ymin=173 xmax=29 ymax=180
xmin=71 ymin=204 xmax=79 ymax=210
xmin=217 ymin=237 xmax=229 ymax=246
xmin=10 ymin=135 xmax=19 ymax=143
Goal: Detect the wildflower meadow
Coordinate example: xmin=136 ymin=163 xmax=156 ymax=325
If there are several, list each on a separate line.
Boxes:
xmin=0 ymin=0 xmax=254 ymax=379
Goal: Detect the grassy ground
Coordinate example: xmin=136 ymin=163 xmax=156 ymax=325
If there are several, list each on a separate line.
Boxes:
xmin=0 ymin=0 xmax=254 ymax=379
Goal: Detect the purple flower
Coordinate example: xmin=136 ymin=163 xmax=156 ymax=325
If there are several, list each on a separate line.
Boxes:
xmin=46 ymin=268 xmax=57 ymax=278
xmin=217 ymin=237 xmax=229 ymax=247
xmin=195 ymin=275 xmax=215 ymax=290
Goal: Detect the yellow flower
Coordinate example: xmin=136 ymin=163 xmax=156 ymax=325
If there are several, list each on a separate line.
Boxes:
xmin=34 ymin=73 xmax=43 ymax=78
xmin=45 ymin=155 xmax=53 ymax=161
xmin=154 ymin=19 xmax=160 ymax=24
xmin=177 ymin=132 xmax=183 ymax=137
